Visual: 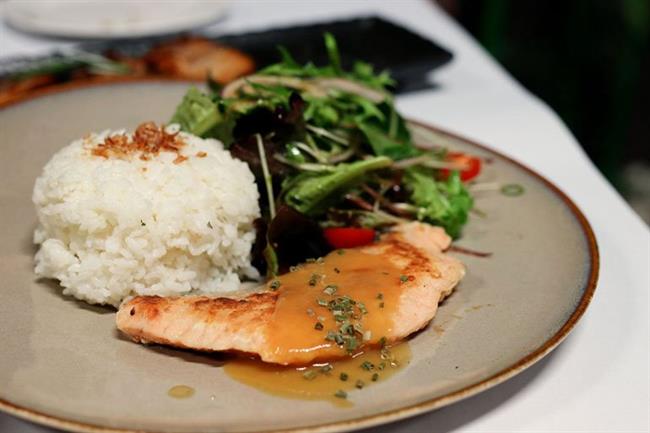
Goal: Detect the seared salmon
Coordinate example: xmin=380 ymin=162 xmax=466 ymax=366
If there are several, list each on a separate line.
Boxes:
xmin=116 ymin=222 xmax=465 ymax=365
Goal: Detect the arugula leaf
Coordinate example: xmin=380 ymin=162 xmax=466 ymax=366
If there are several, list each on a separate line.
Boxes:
xmin=259 ymin=33 xmax=392 ymax=91
xmin=358 ymin=122 xmax=419 ymax=160
xmin=170 ymin=87 xmax=220 ymax=137
xmin=284 ymin=156 xmax=392 ymax=216
xmin=404 ymin=168 xmax=473 ymax=238
xmin=324 ymin=32 xmax=343 ymax=75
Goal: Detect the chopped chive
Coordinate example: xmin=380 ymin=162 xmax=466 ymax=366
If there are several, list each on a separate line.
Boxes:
xmin=340 ymin=322 xmax=353 ymax=335
xmin=378 ymin=336 xmax=387 ymax=348
xmin=339 ymin=372 xmax=349 ymax=381
xmin=308 ymin=273 xmax=320 ymax=286
xmin=317 ymin=299 xmax=329 ymax=307
xmin=355 ymin=379 xmax=365 ymax=389
xmin=378 ymin=361 xmax=386 ymax=370
xmin=357 ymin=302 xmax=368 ymax=315
xmin=337 ymin=250 xmax=345 ymax=255
xmin=334 ymin=313 xmax=347 ymax=322
xmin=269 ymin=280 xmax=281 ymax=290
xmin=302 ymin=370 xmax=318 ymax=380
xmin=325 ymin=331 xmax=338 ymax=342
xmin=334 ymin=390 xmax=347 ymax=399
xmin=371 ymin=373 xmax=379 ymax=382
xmin=501 ymin=183 xmax=525 ymax=197
xmin=323 ymin=284 xmax=338 ymax=295
xmin=399 ymin=275 xmax=409 ymax=283
xmin=306 ymin=308 xmax=315 ymax=316
xmin=320 ymin=364 xmax=333 ymax=373
xmin=314 ymin=321 xmax=324 ymax=330
xmin=360 ymin=361 xmax=374 ymax=371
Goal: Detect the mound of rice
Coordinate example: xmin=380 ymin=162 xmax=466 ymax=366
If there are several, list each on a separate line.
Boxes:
xmin=33 ymin=123 xmax=260 ymax=307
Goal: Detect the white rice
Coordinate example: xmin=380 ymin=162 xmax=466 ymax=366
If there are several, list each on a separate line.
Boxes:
xmin=32 ymin=126 xmax=260 ymax=307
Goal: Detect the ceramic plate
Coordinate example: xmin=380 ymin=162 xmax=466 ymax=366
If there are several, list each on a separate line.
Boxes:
xmin=0 ymin=82 xmax=598 ymax=433
xmin=4 ymin=1 xmax=228 ymax=39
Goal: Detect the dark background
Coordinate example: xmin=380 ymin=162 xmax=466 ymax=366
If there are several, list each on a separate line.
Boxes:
xmin=437 ymin=0 xmax=650 ymax=222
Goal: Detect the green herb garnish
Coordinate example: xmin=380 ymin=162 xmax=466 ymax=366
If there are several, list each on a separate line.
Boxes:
xmin=334 ymin=390 xmax=347 ymax=399
xmin=501 ymin=183 xmax=525 ymax=197
xmin=308 ymin=273 xmax=321 ymax=286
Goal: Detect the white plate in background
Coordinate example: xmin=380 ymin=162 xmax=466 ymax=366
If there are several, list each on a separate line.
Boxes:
xmin=3 ymin=1 xmax=229 ymax=39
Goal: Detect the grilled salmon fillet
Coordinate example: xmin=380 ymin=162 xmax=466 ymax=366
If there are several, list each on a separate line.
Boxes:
xmin=116 ymin=222 xmax=465 ymax=365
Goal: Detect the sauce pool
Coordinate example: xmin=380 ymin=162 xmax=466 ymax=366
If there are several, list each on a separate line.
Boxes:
xmin=167 ymin=385 xmax=195 ymax=399
xmin=224 ymin=343 xmax=411 ymax=407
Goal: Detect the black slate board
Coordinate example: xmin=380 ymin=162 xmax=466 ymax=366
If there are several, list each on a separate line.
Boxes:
xmin=1 ymin=16 xmax=452 ymax=93
xmin=217 ymin=16 xmax=453 ymax=93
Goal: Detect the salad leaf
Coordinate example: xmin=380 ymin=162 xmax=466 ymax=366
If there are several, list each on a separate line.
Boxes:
xmin=267 ymin=205 xmax=329 ymax=272
xmin=169 ymin=34 xmax=477 ymax=273
xmin=284 ymin=156 xmax=392 ymax=216
xmin=259 ymin=32 xmax=392 ymax=90
xmin=170 ymin=87 xmax=220 ymax=137
xmin=404 ymin=168 xmax=473 ymax=238
xmin=358 ymin=122 xmax=419 ymax=160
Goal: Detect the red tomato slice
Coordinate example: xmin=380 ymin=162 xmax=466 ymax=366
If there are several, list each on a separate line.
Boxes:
xmin=440 ymin=152 xmax=482 ymax=182
xmin=323 ymin=227 xmax=376 ymax=249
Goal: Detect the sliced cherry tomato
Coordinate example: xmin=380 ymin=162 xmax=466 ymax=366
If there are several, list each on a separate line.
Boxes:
xmin=323 ymin=227 xmax=376 ymax=249
xmin=440 ymin=152 xmax=482 ymax=182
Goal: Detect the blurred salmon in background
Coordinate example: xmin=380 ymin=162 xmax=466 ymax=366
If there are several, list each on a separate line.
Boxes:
xmin=0 ymin=36 xmax=255 ymax=105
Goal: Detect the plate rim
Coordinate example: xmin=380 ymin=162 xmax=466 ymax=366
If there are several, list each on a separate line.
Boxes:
xmin=0 ymin=80 xmax=599 ymax=433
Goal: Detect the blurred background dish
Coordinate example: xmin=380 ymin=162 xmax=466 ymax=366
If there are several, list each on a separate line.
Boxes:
xmin=0 ymin=17 xmax=451 ymax=105
xmin=3 ymin=0 xmax=229 ymax=39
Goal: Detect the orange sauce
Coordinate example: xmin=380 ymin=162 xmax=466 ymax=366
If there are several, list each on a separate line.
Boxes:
xmin=224 ymin=343 xmax=411 ymax=407
xmin=263 ymin=247 xmax=407 ymax=365
xmin=167 ymin=385 xmax=195 ymax=399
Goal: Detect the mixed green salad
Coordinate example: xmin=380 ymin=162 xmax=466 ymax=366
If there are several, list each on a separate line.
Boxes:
xmin=171 ymin=34 xmax=479 ymax=276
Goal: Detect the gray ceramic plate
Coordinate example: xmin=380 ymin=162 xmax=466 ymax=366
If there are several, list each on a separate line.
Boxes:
xmin=0 ymin=82 xmax=598 ymax=433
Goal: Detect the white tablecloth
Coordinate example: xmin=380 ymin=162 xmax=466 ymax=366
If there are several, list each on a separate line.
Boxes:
xmin=1 ymin=1 xmax=648 ymax=432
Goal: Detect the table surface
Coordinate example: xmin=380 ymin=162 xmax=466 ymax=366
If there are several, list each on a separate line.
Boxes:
xmin=1 ymin=1 xmax=649 ymax=432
